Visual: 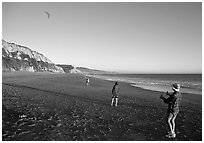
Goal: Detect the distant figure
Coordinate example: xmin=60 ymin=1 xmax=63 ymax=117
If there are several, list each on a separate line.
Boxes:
xmin=86 ymin=77 xmax=90 ymax=86
xmin=160 ymin=83 xmax=182 ymax=138
xmin=111 ymin=82 xmax=120 ymax=106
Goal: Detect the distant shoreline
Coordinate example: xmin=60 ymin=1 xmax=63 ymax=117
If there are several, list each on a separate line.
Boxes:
xmin=87 ymin=74 xmax=202 ymax=95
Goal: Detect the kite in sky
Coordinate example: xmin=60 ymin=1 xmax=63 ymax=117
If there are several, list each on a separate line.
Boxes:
xmin=44 ymin=11 xmax=50 ymax=19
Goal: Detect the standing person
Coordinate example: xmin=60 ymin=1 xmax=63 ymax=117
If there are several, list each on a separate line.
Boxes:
xmin=86 ymin=77 xmax=90 ymax=86
xmin=160 ymin=83 xmax=182 ymax=138
xmin=111 ymin=82 xmax=120 ymax=106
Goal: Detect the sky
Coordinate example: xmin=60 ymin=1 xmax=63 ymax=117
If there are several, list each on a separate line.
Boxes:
xmin=2 ymin=2 xmax=202 ymax=73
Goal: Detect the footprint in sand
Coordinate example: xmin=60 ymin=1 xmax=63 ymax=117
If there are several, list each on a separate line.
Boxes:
xmin=48 ymin=116 xmax=53 ymax=121
xmin=56 ymin=123 xmax=62 ymax=127
xmin=18 ymin=130 xmax=31 ymax=136
xmin=28 ymin=123 xmax=36 ymax=127
xmin=19 ymin=114 xmax=27 ymax=118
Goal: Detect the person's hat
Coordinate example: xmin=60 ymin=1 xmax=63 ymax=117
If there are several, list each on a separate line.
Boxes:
xmin=172 ymin=83 xmax=180 ymax=92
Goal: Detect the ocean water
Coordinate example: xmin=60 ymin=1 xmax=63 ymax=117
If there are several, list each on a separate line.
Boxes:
xmin=89 ymin=74 xmax=202 ymax=95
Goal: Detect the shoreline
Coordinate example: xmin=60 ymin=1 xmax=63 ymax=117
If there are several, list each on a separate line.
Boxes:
xmin=87 ymin=74 xmax=202 ymax=95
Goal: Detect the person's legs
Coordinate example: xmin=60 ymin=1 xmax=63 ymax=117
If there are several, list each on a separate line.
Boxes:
xmin=166 ymin=113 xmax=178 ymax=138
xmin=111 ymin=98 xmax=114 ymax=106
xmin=115 ymin=97 xmax=118 ymax=106
xmin=166 ymin=113 xmax=174 ymax=134
xmin=171 ymin=112 xmax=178 ymax=135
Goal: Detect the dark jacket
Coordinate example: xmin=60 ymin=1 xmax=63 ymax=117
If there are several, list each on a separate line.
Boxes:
xmin=163 ymin=91 xmax=182 ymax=113
xmin=112 ymin=84 xmax=119 ymax=96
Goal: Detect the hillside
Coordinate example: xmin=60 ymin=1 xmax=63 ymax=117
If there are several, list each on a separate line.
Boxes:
xmin=56 ymin=64 xmax=82 ymax=74
xmin=76 ymin=67 xmax=116 ymax=75
xmin=2 ymin=39 xmax=116 ymax=75
xmin=2 ymin=39 xmax=64 ymax=73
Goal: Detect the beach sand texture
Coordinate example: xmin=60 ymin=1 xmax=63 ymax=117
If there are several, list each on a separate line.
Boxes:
xmin=2 ymin=72 xmax=202 ymax=141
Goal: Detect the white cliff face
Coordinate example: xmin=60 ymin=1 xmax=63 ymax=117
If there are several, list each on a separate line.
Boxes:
xmin=2 ymin=39 xmax=64 ymax=73
xmin=70 ymin=68 xmax=82 ymax=74
xmin=53 ymin=66 xmax=65 ymax=73
xmin=56 ymin=64 xmax=82 ymax=74
xmin=32 ymin=52 xmax=53 ymax=63
xmin=2 ymin=40 xmax=53 ymax=64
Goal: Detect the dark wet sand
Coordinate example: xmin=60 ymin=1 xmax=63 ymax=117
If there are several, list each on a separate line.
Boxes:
xmin=2 ymin=72 xmax=202 ymax=141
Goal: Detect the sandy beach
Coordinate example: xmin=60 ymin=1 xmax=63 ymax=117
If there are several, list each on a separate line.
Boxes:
xmin=2 ymin=72 xmax=202 ymax=141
